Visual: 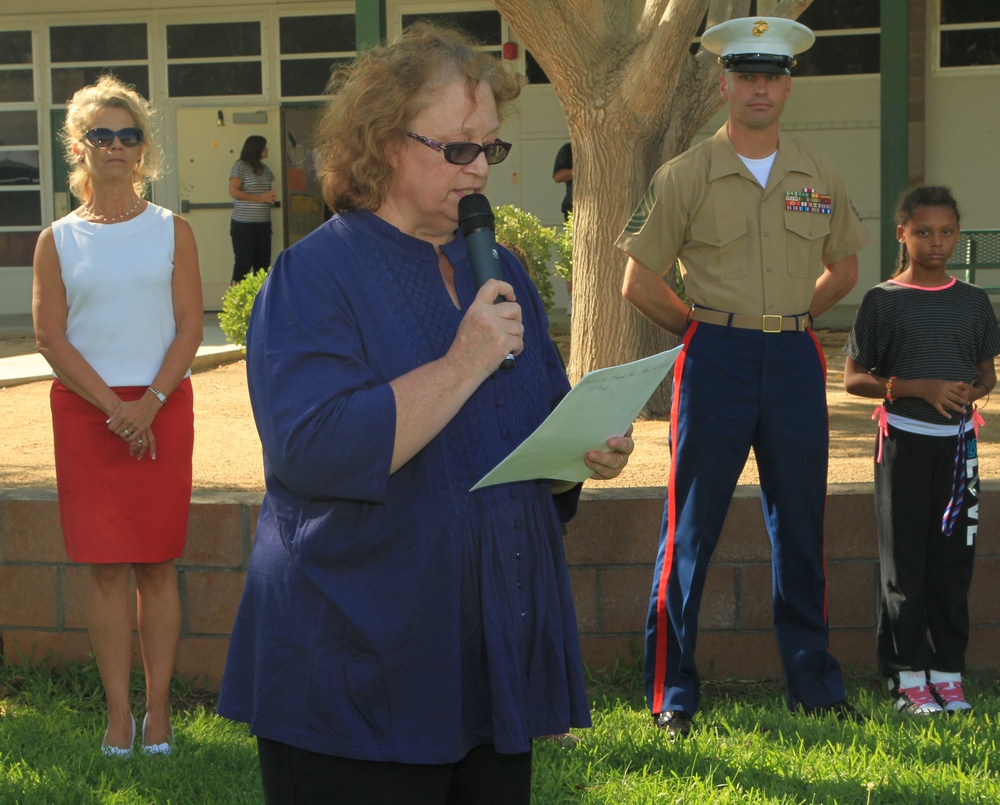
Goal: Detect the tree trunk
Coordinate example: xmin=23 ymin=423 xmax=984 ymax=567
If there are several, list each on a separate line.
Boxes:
xmin=567 ymin=120 xmax=678 ymax=416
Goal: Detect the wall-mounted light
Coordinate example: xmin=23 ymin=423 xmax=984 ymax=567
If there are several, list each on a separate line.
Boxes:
xmin=217 ymin=110 xmax=225 ymax=127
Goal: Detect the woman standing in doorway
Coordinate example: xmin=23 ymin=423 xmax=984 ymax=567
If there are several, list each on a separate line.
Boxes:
xmin=228 ymin=135 xmax=276 ymax=284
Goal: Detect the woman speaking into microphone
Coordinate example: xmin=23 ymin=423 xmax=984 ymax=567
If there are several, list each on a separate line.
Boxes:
xmin=217 ymin=21 xmax=634 ymax=805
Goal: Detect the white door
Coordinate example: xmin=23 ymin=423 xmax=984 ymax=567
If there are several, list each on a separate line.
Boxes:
xmin=176 ymin=107 xmax=282 ymax=309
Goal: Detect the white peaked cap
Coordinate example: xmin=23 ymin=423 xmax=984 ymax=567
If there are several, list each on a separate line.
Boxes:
xmin=702 ymin=16 xmax=815 ymax=74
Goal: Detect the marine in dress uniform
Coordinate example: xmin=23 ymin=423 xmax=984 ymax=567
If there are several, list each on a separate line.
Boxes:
xmin=618 ymin=16 xmax=871 ymax=736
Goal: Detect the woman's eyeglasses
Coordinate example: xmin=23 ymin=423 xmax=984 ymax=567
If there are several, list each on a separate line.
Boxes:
xmin=84 ymin=127 xmax=144 ymax=148
xmin=406 ymin=132 xmax=511 ymax=166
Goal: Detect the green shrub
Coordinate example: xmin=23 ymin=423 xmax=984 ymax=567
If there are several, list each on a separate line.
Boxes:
xmin=218 ymin=268 xmax=269 ymax=347
xmin=494 ymin=205 xmax=557 ymax=312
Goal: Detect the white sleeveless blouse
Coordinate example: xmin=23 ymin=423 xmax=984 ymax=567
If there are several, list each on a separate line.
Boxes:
xmin=52 ymin=203 xmax=185 ymax=386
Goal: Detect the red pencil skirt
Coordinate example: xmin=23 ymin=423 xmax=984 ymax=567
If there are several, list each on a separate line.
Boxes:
xmin=50 ymin=377 xmax=194 ymax=564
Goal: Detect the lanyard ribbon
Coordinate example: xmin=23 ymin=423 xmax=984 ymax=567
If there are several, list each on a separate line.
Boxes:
xmin=941 ymin=409 xmax=968 ymax=537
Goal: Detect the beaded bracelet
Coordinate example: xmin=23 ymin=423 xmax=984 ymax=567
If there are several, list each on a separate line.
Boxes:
xmin=885 ymin=376 xmax=896 ymax=404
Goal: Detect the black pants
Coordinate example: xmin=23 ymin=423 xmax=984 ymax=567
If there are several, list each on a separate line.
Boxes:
xmin=230 ymin=219 xmax=272 ymax=284
xmin=257 ymin=738 xmax=532 ymax=805
xmin=874 ymin=425 xmax=978 ymax=676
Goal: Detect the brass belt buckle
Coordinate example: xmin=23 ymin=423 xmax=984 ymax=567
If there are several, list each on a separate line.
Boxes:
xmin=762 ymin=315 xmax=782 ymax=333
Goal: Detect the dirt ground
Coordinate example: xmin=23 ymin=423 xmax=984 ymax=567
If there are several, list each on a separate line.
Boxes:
xmin=2 ymin=330 xmax=998 ymax=491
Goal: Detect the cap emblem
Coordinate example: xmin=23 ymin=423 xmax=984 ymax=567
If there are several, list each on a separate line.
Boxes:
xmin=752 ymin=19 xmax=769 ymax=37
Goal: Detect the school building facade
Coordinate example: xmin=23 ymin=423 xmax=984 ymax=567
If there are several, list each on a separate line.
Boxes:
xmin=0 ymin=0 xmax=998 ymax=319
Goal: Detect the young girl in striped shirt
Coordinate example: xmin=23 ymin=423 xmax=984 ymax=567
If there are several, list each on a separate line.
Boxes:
xmin=844 ymin=185 xmax=1000 ymax=716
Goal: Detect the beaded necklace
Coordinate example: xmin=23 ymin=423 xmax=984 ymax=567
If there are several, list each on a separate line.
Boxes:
xmin=81 ymin=196 xmax=145 ymax=223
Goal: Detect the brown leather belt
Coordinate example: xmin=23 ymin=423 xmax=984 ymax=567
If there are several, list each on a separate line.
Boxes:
xmin=689 ymin=307 xmax=811 ymax=333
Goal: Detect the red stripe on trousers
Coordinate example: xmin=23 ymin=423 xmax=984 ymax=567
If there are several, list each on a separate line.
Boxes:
xmin=651 ymin=323 xmax=696 ymax=715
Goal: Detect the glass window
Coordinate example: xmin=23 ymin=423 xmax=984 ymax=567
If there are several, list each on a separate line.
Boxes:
xmin=797 ymin=2 xmax=879 ymax=31
xmin=401 ymin=11 xmax=502 ymax=46
xmin=51 ymin=66 xmax=150 ymax=104
xmin=0 ymin=190 xmax=41 ymax=226
xmin=795 ymin=33 xmax=880 ymax=77
xmin=0 ymin=150 xmax=38 ymax=184
xmin=0 ymin=111 xmax=38 ymax=145
xmin=525 ymin=51 xmax=548 ymax=84
xmin=941 ymin=1 xmax=1000 ymax=25
xmin=280 ymin=15 xmax=355 ymax=55
xmin=50 ymin=24 xmax=147 ymax=62
xmin=0 ymin=30 xmax=38 ymax=260
xmin=167 ymin=22 xmax=261 ymax=59
xmin=281 ymin=58 xmax=352 ymax=98
xmin=941 ymin=29 xmax=1000 ymax=68
xmin=939 ymin=1 xmax=1000 ymax=67
xmin=0 ymin=30 xmax=31 ymax=64
xmin=168 ymin=62 xmax=262 ymax=97
xmin=0 ymin=69 xmax=33 ymax=103
xmin=0 ymin=232 xmax=39 ymax=267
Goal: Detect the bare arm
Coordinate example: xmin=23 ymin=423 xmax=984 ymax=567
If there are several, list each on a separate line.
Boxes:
xmin=33 ymin=228 xmax=123 ymax=416
xmin=810 ymin=254 xmax=859 ymax=320
xmin=621 ymin=256 xmax=690 ymax=337
xmin=553 ymin=168 xmax=573 ymax=184
xmin=844 ymin=355 xmax=991 ymax=419
xmin=973 ymin=357 xmax=997 ymax=403
xmin=228 ymin=175 xmax=275 ymax=203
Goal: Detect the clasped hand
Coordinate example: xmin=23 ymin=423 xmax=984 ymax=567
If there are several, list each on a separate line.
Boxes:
xmin=919 ymin=378 xmax=976 ymax=419
xmin=106 ymin=396 xmax=159 ymax=460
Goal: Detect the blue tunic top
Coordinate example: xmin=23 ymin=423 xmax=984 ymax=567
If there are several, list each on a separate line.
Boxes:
xmin=217 ymin=210 xmax=589 ymax=763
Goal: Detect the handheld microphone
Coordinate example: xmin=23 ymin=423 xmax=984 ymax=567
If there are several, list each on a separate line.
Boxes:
xmin=458 ymin=193 xmax=514 ymax=370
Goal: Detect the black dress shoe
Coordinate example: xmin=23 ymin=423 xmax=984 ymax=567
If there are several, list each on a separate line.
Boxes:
xmin=802 ymin=700 xmax=865 ymax=725
xmin=653 ymin=710 xmax=693 ymax=737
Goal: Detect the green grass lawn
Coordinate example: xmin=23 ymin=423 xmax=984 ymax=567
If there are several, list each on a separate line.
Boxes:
xmin=2 ymin=657 xmax=999 ymax=804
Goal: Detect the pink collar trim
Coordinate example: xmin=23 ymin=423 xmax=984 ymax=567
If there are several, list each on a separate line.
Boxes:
xmin=888 ymin=276 xmax=957 ymax=291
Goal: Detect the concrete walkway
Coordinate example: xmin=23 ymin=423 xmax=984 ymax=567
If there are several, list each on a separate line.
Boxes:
xmin=0 ymin=312 xmax=243 ymax=387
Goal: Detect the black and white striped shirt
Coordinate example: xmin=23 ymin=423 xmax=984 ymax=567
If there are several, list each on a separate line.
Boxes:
xmin=845 ymin=277 xmax=1000 ymax=426
xmin=230 ymin=160 xmax=274 ymax=223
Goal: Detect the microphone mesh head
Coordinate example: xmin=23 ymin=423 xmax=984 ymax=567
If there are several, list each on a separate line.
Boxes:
xmin=458 ymin=193 xmax=494 ymax=236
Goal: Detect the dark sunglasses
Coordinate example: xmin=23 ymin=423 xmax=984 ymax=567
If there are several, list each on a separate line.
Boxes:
xmin=406 ymin=131 xmax=511 ymax=166
xmin=84 ymin=127 xmax=144 ymax=148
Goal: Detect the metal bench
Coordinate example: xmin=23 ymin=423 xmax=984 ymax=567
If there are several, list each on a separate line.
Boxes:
xmin=947 ymin=229 xmax=1000 ymax=293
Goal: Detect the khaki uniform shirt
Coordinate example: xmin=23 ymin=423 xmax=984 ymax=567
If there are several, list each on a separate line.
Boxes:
xmin=617 ymin=124 xmax=871 ymax=316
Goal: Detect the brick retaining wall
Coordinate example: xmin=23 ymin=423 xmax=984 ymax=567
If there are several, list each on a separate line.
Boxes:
xmin=2 ymin=483 xmax=999 ymax=688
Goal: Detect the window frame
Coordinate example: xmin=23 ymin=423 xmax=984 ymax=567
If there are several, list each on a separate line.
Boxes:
xmin=47 ymin=19 xmax=152 ymax=104
xmin=935 ymin=0 xmax=1000 ymax=73
xmin=276 ymin=10 xmax=357 ymax=101
xmin=0 ymin=23 xmax=43 ymax=245
xmin=161 ymin=13 xmax=267 ymax=101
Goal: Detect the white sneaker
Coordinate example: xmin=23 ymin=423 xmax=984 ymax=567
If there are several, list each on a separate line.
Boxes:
xmin=930 ymin=679 xmax=972 ymax=714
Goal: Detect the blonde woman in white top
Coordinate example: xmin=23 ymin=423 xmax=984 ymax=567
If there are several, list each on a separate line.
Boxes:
xmin=32 ymin=74 xmax=203 ymax=758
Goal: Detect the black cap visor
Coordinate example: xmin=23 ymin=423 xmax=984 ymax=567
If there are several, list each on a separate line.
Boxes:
xmin=720 ymin=53 xmax=794 ymax=74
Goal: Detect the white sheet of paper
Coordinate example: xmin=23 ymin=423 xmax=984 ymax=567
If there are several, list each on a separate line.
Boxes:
xmin=471 ymin=345 xmax=682 ymax=490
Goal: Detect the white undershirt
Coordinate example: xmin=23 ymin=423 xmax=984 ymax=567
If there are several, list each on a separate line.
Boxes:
xmin=739 ymin=151 xmax=777 ymax=188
